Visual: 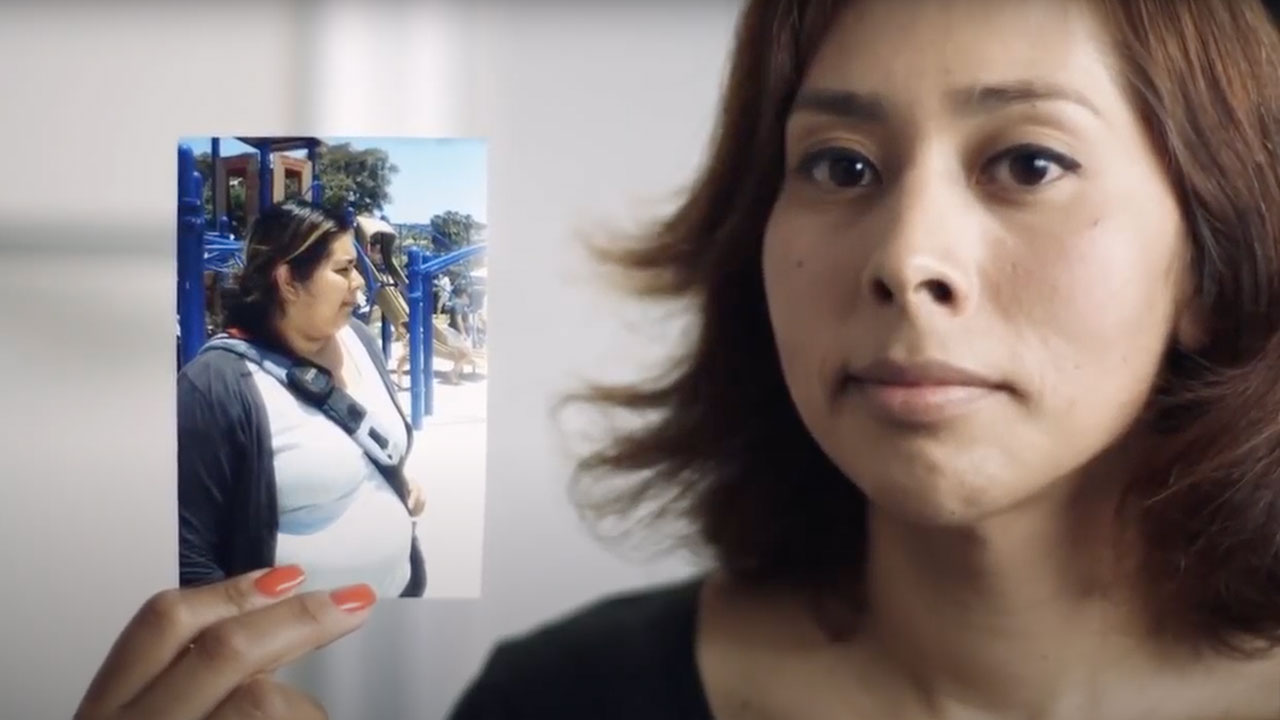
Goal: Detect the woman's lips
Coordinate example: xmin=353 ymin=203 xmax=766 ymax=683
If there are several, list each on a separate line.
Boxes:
xmin=844 ymin=358 xmax=1007 ymax=425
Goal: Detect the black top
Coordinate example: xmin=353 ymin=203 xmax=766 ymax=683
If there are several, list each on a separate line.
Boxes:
xmin=447 ymin=576 xmax=714 ymax=719
xmin=176 ymin=319 xmax=425 ymax=593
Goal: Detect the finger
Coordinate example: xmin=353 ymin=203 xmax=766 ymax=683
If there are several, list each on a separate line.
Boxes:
xmin=122 ymin=583 xmax=376 ymax=720
xmin=76 ymin=565 xmax=307 ymax=717
xmin=207 ymin=675 xmax=328 ymax=720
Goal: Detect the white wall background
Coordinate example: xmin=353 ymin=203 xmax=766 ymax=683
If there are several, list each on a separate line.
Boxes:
xmin=0 ymin=1 xmax=742 ymax=718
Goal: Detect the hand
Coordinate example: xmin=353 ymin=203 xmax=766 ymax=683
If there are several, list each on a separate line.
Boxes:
xmin=75 ymin=566 xmax=375 ymax=720
xmin=406 ymin=479 xmax=426 ymax=517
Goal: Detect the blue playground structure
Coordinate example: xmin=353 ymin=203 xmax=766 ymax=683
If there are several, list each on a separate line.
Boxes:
xmin=177 ymin=137 xmax=487 ymax=429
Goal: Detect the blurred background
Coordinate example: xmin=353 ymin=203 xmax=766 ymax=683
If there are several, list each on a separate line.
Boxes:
xmin=0 ymin=1 xmax=741 ymax=718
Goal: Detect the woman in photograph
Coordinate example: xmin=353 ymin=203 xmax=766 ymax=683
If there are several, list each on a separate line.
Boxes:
xmin=175 ymin=199 xmax=427 ymax=602
xmin=78 ymin=0 xmax=1280 ymax=718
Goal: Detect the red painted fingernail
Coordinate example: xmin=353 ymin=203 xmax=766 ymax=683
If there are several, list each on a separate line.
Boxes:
xmin=330 ymin=584 xmax=377 ymax=612
xmin=254 ymin=565 xmax=306 ymax=597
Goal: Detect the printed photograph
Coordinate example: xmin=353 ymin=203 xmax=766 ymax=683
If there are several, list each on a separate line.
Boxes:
xmin=175 ymin=136 xmax=488 ymax=599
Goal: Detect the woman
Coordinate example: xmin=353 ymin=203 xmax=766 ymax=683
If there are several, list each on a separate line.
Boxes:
xmin=176 ymin=199 xmax=428 ymax=602
xmin=79 ymin=0 xmax=1280 ymax=718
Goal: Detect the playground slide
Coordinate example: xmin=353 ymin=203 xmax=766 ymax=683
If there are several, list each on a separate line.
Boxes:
xmin=355 ymin=217 xmax=485 ymax=370
xmin=371 ymin=286 xmax=484 ymax=370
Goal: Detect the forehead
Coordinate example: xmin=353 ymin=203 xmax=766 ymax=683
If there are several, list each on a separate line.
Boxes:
xmin=325 ymin=231 xmax=358 ymax=258
xmin=800 ymin=0 xmax=1122 ymax=118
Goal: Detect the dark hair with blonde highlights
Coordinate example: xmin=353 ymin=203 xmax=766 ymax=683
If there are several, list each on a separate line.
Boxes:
xmin=565 ymin=0 xmax=1280 ymax=654
xmin=218 ymin=199 xmax=354 ymax=345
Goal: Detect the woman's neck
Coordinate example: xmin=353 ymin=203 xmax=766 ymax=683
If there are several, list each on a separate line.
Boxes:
xmin=699 ymin=445 xmax=1280 ymax=719
xmin=273 ymin=320 xmax=341 ymax=367
xmin=852 ymin=437 xmax=1220 ymax=719
xmin=863 ymin=488 xmax=1144 ymax=716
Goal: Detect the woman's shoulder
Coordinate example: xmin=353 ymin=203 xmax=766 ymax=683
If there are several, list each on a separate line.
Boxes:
xmin=343 ymin=319 xmax=397 ymax=372
xmin=345 ymin=318 xmax=383 ymax=353
xmin=448 ymin=574 xmax=713 ymax=719
xmin=176 ymin=345 xmax=258 ymax=411
xmin=501 ymin=573 xmax=705 ymax=657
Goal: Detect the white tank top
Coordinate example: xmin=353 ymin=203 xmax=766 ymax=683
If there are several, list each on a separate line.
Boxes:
xmin=246 ymin=325 xmax=413 ymax=599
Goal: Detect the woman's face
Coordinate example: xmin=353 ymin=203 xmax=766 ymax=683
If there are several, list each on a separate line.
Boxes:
xmin=278 ymin=232 xmax=365 ymax=339
xmin=762 ymin=0 xmax=1202 ymax=525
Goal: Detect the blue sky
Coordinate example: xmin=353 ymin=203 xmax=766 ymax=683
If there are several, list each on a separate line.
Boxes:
xmin=178 ymin=136 xmax=487 ymax=224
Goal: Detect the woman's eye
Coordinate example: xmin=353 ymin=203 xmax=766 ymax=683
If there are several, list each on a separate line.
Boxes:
xmin=797 ymin=148 xmax=881 ymax=189
xmin=984 ymin=144 xmax=1081 ymax=188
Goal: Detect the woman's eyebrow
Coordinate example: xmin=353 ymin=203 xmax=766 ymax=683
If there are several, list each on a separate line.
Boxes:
xmin=953 ymin=79 xmax=1101 ymax=117
xmin=791 ymin=79 xmax=1100 ymax=125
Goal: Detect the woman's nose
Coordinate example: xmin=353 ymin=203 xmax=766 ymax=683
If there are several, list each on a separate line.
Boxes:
xmin=860 ymin=174 xmax=979 ymax=316
xmin=864 ymin=258 xmax=965 ymax=311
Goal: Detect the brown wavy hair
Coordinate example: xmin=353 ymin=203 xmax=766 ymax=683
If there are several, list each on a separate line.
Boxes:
xmin=563 ymin=0 xmax=1280 ymax=654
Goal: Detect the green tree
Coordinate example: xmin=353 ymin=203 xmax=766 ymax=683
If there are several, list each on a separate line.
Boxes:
xmin=426 ymin=211 xmax=486 ymax=286
xmin=427 ymin=211 xmax=482 ymax=253
xmin=315 ymin=143 xmax=399 ymax=216
xmin=394 ymin=233 xmax=432 ymax=270
xmin=393 ymin=227 xmax=431 ymax=268
xmin=223 ymin=182 xmax=248 ymax=236
xmin=399 ymin=227 xmax=433 ymax=251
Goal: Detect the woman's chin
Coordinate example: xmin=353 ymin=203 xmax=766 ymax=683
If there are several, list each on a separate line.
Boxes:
xmin=846 ymin=458 xmax=1055 ymax=529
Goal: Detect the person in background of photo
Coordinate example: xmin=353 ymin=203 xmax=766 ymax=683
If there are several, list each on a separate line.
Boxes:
xmin=175 ymin=199 xmax=427 ymax=602
xmin=77 ymin=1 xmax=1280 ymax=719
xmin=470 ymin=294 xmax=487 ymax=350
xmin=435 ymin=273 xmax=453 ymax=316
xmin=445 ymin=284 xmax=474 ymax=342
